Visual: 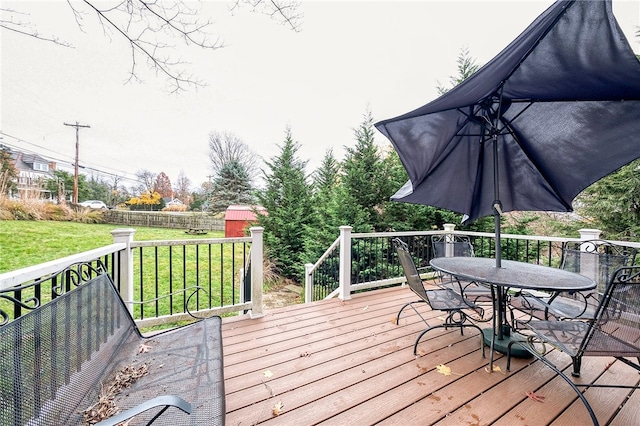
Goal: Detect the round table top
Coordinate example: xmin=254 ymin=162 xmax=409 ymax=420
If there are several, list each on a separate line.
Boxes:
xmin=430 ymin=257 xmax=596 ymax=292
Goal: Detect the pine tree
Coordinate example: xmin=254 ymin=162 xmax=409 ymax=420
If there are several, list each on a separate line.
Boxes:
xmin=208 ymin=160 xmax=255 ymax=213
xmin=339 ymin=110 xmax=391 ymax=232
xmin=304 ymin=149 xmax=343 ymax=261
xmin=256 ymin=129 xmax=314 ymax=281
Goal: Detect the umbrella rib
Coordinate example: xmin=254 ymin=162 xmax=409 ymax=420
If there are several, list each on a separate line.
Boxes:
xmin=499 ymin=115 xmax=573 ymax=211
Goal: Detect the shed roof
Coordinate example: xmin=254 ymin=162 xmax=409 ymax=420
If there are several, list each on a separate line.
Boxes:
xmin=224 ymin=205 xmax=266 ymax=221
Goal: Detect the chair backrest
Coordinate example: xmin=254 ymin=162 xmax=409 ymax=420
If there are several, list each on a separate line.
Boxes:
xmin=582 ymin=265 xmax=640 ymax=358
xmin=561 ymin=240 xmax=637 ymax=294
xmin=393 ymin=238 xmax=429 ymax=301
xmin=0 ymin=271 xmax=137 ymax=425
xmin=431 ymin=234 xmax=475 ymax=258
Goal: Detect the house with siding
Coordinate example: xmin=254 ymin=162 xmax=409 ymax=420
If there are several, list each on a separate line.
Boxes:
xmin=7 ymin=147 xmax=55 ymax=200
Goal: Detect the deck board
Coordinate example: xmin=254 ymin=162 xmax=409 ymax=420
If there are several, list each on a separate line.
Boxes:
xmin=221 ymin=285 xmax=640 ymax=425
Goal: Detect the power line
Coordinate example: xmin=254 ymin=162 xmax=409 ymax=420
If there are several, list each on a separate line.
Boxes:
xmin=0 ymin=131 xmax=141 ymax=185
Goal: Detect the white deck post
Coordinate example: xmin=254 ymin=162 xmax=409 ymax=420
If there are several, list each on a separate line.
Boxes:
xmin=339 ymin=226 xmax=352 ymax=300
xmin=250 ymin=227 xmax=264 ymax=318
xmin=111 ymin=228 xmax=136 ymax=315
xmin=443 ymin=223 xmax=456 ymax=257
xmin=305 ymin=263 xmax=313 ymax=303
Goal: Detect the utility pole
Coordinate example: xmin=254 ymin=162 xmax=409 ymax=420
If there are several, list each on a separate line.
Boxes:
xmin=63 ymin=121 xmax=90 ymax=203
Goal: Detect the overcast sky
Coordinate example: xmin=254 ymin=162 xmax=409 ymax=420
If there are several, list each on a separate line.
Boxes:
xmin=1 ymin=0 xmax=638 ymax=190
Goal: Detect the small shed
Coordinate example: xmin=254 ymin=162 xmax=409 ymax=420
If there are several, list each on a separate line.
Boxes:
xmin=224 ymin=205 xmax=266 ymax=237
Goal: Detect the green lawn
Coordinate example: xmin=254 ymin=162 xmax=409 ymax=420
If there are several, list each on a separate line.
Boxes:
xmin=0 ymin=221 xmax=224 ymax=273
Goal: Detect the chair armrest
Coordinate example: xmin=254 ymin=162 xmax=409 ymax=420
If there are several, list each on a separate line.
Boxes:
xmin=96 ymin=395 xmax=192 ymax=426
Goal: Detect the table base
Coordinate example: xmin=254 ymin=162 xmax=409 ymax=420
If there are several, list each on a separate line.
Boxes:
xmin=482 ymin=328 xmax=532 ymax=358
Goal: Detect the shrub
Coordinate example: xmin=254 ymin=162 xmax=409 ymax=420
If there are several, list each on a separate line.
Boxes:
xmin=162 ymin=204 xmax=188 ymax=212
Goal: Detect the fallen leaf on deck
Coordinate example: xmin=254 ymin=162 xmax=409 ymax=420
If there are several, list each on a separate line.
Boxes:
xmin=299 ymin=351 xmax=310 ymax=357
xmin=263 ymin=370 xmax=274 ymax=379
xmin=436 ymin=364 xmax=452 ymax=376
xmin=272 ymin=401 xmax=284 ymax=416
xmin=525 ymin=390 xmax=545 ymax=402
xmin=138 ymin=343 xmax=151 ymax=354
xmin=484 ymin=364 xmax=503 ymax=373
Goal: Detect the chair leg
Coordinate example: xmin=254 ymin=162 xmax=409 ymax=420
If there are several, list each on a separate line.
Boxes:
xmin=396 ymin=300 xmax=428 ymax=325
xmin=572 ymin=356 xmax=582 ymax=377
xmin=508 ymin=341 xmax=599 ymax=426
xmin=413 ymin=322 xmax=485 ymax=358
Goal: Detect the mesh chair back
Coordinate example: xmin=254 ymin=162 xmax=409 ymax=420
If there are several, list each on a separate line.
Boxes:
xmin=561 ymin=240 xmax=636 ymax=294
xmin=582 ymin=266 xmax=640 ymax=358
xmin=0 ymin=274 xmax=137 ymax=425
xmin=394 ymin=239 xmax=430 ymax=301
xmin=431 ymin=234 xmax=474 ymax=258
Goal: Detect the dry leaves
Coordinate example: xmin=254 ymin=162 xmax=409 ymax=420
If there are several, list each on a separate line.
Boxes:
xmin=436 ymin=364 xmax=452 ymax=376
xmin=484 ymin=364 xmax=502 ymax=373
xmin=263 ymin=370 xmax=274 ymax=379
xmin=272 ymin=401 xmax=284 ymax=416
xmin=83 ymin=363 xmax=149 ymax=424
xmin=525 ymin=390 xmax=545 ymax=402
xmin=138 ymin=343 xmax=151 ymax=354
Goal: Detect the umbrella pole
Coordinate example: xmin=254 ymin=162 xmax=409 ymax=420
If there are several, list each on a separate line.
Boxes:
xmin=492 ymin=127 xmax=506 ymax=341
xmin=492 ymin=130 xmax=502 ymax=269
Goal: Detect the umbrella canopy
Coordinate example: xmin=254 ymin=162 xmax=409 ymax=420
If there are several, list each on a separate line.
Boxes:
xmin=376 ymin=0 xmax=640 ymax=230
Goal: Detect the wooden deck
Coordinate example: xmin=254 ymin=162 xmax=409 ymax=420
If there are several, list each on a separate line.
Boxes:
xmin=221 ymin=285 xmax=640 ymax=425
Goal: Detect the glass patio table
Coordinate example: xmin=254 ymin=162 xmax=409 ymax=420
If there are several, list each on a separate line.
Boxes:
xmin=429 ymin=257 xmax=596 ymax=368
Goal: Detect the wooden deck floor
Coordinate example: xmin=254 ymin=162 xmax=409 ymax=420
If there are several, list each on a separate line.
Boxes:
xmin=221 ymin=285 xmax=640 ymax=426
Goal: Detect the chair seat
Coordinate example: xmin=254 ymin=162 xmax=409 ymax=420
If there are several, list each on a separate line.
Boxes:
xmin=511 ymin=293 xmax=596 ymax=321
xmin=426 ymin=288 xmax=478 ymax=311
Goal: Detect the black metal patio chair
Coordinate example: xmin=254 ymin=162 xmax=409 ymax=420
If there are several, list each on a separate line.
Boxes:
xmin=506 ymin=265 xmax=640 ymax=426
xmin=510 ymin=240 xmax=636 ymax=324
xmin=431 ymin=234 xmax=493 ymax=314
xmin=393 ymin=238 xmax=485 ymax=357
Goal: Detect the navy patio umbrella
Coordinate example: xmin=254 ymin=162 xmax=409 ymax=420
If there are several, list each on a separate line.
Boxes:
xmin=375 ymin=0 xmax=640 ymax=267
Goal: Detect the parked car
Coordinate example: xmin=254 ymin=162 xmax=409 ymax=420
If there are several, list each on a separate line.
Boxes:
xmin=79 ymin=200 xmax=107 ymax=209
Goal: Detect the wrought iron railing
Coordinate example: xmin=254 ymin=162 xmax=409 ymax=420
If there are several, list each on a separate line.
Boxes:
xmin=304 ymin=226 xmax=640 ymax=303
xmin=0 ymin=228 xmax=265 ymax=328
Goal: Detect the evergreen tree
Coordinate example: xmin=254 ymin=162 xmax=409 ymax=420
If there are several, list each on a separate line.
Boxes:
xmin=578 ymin=159 xmax=640 ymax=239
xmin=304 ymin=149 xmax=343 ymax=262
xmin=85 ymin=175 xmax=110 ymax=202
xmin=381 ymin=150 xmax=460 ymax=231
xmin=207 ymin=131 xmax=257 ymax=213
xmin=339 ymin=110 xmax=391 ymax=232
xmin=436 ymin=46 xmax=480 ymax=95
xmin=208 ymin=159 xmax=255 ymax=213
xmin=256 ymin=129 xmax=314 ymax=281
xmin=45 ymin=170 xmax=90 ymax=203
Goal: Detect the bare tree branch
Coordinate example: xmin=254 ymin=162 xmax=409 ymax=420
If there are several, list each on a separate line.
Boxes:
xmin=0 ymin=8 xmax=74 ymax=47
xmin=74 ymin=0 xmax=224 ymax=93
xmin=230 ymin=0 xmax=303 ymax=32
xmin=208 ymin=131 xmax=260 ymax=183
xmin=2 ymin=0 xmax=303 ymax=92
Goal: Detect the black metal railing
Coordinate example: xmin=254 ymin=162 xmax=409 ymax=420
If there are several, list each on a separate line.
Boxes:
xmin=131 ymin=240 xmax=250 ymax=320
xmin=306 ymin=230 xmax=577 ymax=302
xmin=0 ymin=261 xmax=109 ymax=325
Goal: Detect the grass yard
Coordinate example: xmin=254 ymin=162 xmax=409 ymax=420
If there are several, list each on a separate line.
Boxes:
xmin=0 ymin=221 xmax=225 ymax=273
